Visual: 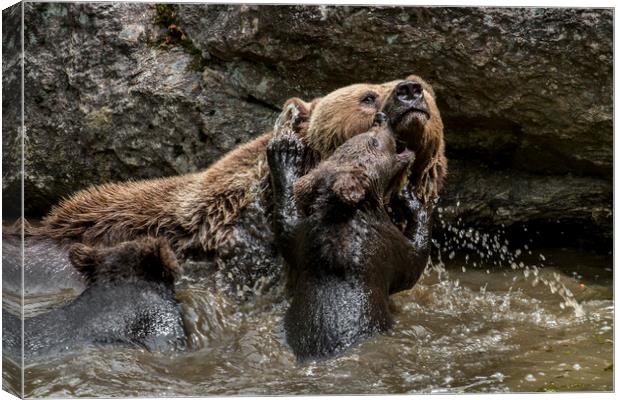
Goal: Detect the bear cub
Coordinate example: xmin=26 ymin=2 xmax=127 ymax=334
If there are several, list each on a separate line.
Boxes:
xmin=3 ymin=237 xmax=187 ymax=360
xmin=267 ymin=112 xmax=433 ymax=361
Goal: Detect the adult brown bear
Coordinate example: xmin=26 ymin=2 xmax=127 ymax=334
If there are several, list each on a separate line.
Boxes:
xmin=36 ymin=75 xmax=446 ymax=299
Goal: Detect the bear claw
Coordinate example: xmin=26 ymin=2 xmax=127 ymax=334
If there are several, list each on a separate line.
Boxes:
xmin=267 ymin=134 xmax=307 ymax=176
xmin=267 ymin=133 xmax=307 ymax=169
xmin=267 ymin=133 xmax=310 ymax=195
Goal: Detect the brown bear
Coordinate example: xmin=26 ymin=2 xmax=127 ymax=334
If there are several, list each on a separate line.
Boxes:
xmin=34 ymin=75 xmax=446 ymax=299
xmin=2 ymin=237 xmax=187 ymax=360
xmin=266 ymin=112 xmax=431 ymax=360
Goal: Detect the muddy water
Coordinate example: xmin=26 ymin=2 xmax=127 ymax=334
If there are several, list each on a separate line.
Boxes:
xmin=3 ymin=243 xmax=612 ymax=396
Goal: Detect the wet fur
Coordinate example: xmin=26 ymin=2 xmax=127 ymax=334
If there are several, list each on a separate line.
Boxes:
xmin=38 ymin=134 xmax=272 ymax=254
xmin=267 ymin=123 xmax=430 ymax=360
xmin=2 ymin=237 xmax=187 ymax=360
xmin=33 ymin=76 xmax=445 ymax=299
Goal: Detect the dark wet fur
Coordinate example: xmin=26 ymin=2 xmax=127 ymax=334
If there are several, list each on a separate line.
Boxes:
xmin=267 ymin=119 xmax=434 ymax=361
xmin=2 ymin=238 xmax=187 ymax=361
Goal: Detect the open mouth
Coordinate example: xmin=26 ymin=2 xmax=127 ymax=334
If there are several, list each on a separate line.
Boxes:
xmin=397 ymin=147 xmax=414 ymax=161
xmin=395 ymin=139 xmax=408 ymax=154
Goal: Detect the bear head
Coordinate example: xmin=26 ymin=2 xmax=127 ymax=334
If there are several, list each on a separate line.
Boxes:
xmin=293 ymin=112 xmax=415 ymax=216
xmin=68 ymin=237 xmax=180 ymax=287
xmin=282 ymin=74 xmax=445 ymax=201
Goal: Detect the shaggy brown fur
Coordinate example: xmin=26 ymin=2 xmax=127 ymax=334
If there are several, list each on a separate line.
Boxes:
xmin=40 ymin=134 xmax=271 ymax=253
xmin=300 ymin=74 xmax=445 ymax=201
xmin=38 ymin=75 xmax=446 ymax=254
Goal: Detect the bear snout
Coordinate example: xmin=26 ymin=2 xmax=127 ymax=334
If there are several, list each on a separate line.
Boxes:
xmin=384 ymin=80 xmax=431 ymax=125
xmin=395 ymin=80 xmax=423 ymax=104
xmin=372 ymin=112 xmax=388 ymax=126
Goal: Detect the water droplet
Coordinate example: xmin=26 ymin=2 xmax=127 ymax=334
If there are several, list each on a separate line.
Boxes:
xmin=491 ymin=372 xmax=505 ymax=382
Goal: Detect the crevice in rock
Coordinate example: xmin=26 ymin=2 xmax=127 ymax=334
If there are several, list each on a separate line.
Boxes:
xmin=443 ymin=114 xmax=523 ymax=170
xmin=244 ymin=94 xmax=281 ymax=113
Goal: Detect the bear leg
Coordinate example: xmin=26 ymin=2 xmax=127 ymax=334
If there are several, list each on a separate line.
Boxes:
xmin=396 ymin=182 xmax=436 ymax=266
xmin=266 ymin=133 xmax=312 ymax=261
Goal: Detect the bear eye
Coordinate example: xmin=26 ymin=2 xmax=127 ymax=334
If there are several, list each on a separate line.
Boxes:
xmin=369 ymin=137 xmax=380 ymax=148
xmin=360 ymin=92 xmax=377 ymax=106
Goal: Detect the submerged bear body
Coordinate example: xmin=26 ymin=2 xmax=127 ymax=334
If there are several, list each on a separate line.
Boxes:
xmin=2 ymin=238 xmax=187 ymax=360
xmin=285 ymin=208 xmax=412 ymax=359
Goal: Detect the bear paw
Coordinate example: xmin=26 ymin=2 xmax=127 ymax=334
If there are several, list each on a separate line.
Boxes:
xmin=395 ymin=182 xmax=436 ymax=227
xmin=397 ymin=182 xmax=425 ymax=214
xmin=267 ymin=133 xmax=310 ymax=195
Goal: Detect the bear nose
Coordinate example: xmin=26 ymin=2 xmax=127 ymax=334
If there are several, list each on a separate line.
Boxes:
xmin=395 ymin=81 xmax=423 ymax=104
xmin=373 ymin=112 xmax=388 ymax=126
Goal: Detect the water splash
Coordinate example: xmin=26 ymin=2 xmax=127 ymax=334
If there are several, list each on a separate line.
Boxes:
xmin=433 ymin=210 xmax=585 ymax=318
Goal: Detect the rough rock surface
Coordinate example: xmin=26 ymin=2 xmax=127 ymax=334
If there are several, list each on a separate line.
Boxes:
xmin=2 ymin=4 xmax=612 ymax=248
xmin=2 ymin=3 xmax=22 ymax=216
xmin=7 ymin=3 xmax=276 ymax=215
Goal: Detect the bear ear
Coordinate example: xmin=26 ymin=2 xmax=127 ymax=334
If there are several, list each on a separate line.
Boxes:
xmin=278 ymin=97 xmax=321 ymax=136
xmin=331 ymin=167 xmax=371 ymax=206
xmin=68 ymin=243 xmax=101 ymax=284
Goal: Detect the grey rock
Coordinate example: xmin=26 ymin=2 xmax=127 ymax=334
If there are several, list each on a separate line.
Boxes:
xmin=2 ymin=4 xmax=612 ymax=247
xmin=440 ymin=160 xmax=611 ymax=244
xmin=11 ymin=3 xmax=277 ymax=215
xmin=2 ymin=3 xmax=22 ymax=216
xmin=178 ymin=6 xmax=612 ymax=175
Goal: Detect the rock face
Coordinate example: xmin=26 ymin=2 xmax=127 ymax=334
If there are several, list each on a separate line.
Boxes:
xmin=3 ymin=4 xmax=612 ymax=248
xmin=2 ymin=3 xmax=22 ymax=217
